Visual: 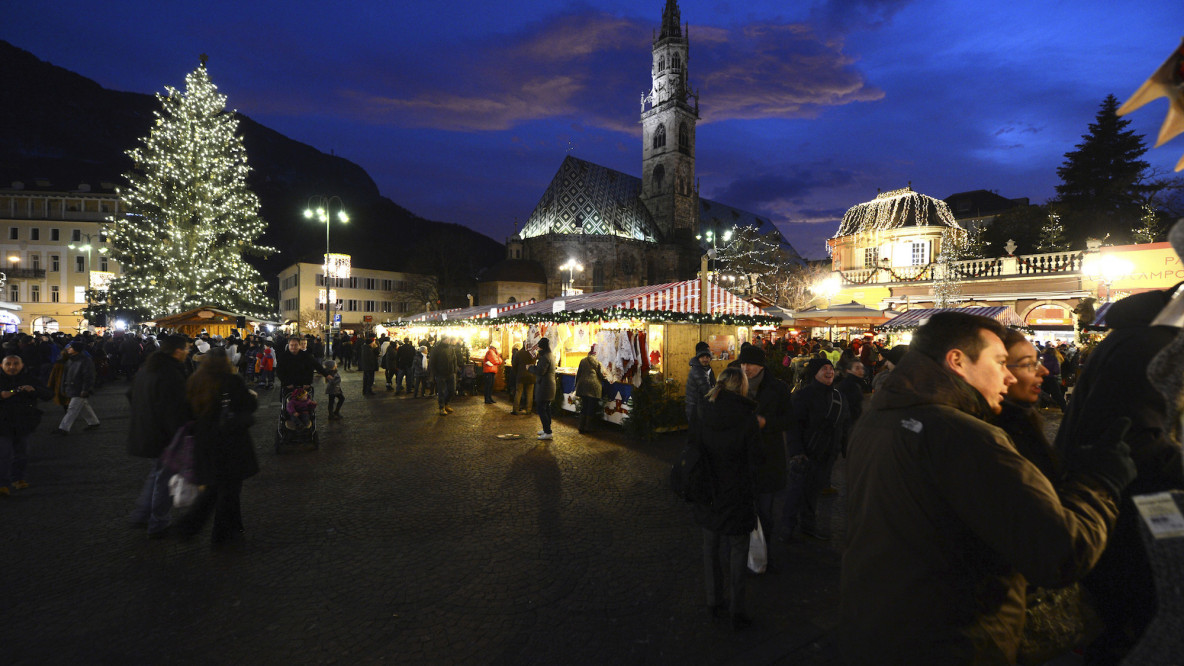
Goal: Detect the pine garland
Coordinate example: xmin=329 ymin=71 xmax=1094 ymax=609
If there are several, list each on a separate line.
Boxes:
xmin=389 ymin=307 xmax=780 ymax=328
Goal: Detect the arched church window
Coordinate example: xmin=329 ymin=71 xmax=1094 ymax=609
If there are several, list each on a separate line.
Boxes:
xmin=658 ymin=56 xmax=665 ymax=72
xmin=653 ymin=164 xmax=665 ymax=191
xmin=671 ymin=53 xmax=681 ymax=71
xmin=678 ymin=122 xmax=689 ymax=154
xmin=652 ymin=124 xmax=666 ymax=149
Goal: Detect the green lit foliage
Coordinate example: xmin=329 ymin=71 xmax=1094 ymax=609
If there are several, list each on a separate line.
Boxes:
xmin=105 ymin=59 xmax=276 ymax=320
xmin=1036 ymin=212 xmax=1069 ymax=252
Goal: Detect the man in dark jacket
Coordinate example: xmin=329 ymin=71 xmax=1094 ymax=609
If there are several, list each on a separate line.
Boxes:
xmin=785 ymin=357 xmax=848 ymax=540
xmin=685 ymin=341 xmax=716 ymax=432
xmin=54 ymin=341 xmax=100 ymax=435
xmin=275 ymin=337 xmax=329 ymax=389
xmin=119 ymin=333 xmax=143 ymax=380
xmin=359 ymin=337 xmax=379 ymax=395
xmin=841 ymin=311 xmax=1136 ymax=664
xmin=428 ymin=338 xmax=457 ymax=414
xmin=127 ymin=334 xmax=192 ymax=538
xmin=395 ymin=338 xmax=416 ymax=394
xmin=511 ymin=344 xmax=534 ymax=415
xmin=1054 ymin=288 xmax=1184 ymax=663
xmin=0 ymin=355 xmax=53 ymax=495
xmin=737 ymin=345 xmax=793 ymax=545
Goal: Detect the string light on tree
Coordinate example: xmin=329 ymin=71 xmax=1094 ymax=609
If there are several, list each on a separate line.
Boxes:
xmin=104 ymin=55 xmax=276 ymax=320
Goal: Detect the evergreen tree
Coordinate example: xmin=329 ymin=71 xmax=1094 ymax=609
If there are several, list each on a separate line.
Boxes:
xmin=105 ymin=58 xmax=275 ymax=319
xmin=1131 ymin=204 xmax=1164 ymax=244
xmin=1052 ymin=94 xmax=1150 ymax=246
xmin=1036 ymin=212 xmax=1069 ymax=252
xmin=962 ymin=223 xmax=991 ymax=259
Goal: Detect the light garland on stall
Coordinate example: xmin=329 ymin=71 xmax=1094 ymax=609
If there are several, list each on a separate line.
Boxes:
xmin=104 ymin=57 xmax=276 ymax=321
xmin=386 ymin=308 xmax=779 ymax=328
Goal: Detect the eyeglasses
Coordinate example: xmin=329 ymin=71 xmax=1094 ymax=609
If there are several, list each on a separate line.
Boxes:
xmin=1006 ymin=360 xmax=1042 ymax=373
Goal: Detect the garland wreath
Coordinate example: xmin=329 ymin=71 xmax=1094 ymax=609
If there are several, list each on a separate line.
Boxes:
xmin=840 ymin=262 xmax=935 ymax=285
xmin=388 ymin=307 xmax=781 ymax=328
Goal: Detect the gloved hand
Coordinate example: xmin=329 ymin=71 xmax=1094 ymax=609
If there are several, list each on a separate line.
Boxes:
xmin=1063 ymin=417 xmax=1137 ymax=499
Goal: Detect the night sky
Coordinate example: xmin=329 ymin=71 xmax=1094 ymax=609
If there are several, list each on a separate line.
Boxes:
xmin=5 ymin=0 xmax=1183 ymax=258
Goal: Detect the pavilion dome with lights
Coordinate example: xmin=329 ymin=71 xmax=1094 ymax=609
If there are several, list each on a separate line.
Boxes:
xmin=828 ymin=185 xmax=966 ymax=275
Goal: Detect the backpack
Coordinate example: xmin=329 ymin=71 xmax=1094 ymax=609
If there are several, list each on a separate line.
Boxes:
xmin=670 ymin=433 xmax=717 ymax=505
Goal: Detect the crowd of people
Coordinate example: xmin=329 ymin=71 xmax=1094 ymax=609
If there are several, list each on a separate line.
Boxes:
xmin=681 ymin=308 xmax=1181 ymax=664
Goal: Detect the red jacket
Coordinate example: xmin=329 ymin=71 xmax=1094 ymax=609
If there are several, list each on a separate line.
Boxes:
xmin=482 ymin=348 xmax=503 ymax=374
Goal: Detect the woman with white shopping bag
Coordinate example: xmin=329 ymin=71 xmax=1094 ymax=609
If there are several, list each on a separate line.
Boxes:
xmin=691 ymin=367 xmax=766 ymax=631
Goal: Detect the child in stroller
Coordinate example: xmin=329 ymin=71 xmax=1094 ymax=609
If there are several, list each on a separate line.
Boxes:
xmin=285 ymin=387 xmax=317 ymax=429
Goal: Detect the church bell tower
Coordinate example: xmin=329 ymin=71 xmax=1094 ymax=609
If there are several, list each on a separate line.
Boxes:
xmin=640 ymin=0 xmax=699 ymax=242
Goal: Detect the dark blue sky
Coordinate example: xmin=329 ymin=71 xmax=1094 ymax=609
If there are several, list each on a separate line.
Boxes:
xmin=6 ymin=0 xmax=1183 ymax=258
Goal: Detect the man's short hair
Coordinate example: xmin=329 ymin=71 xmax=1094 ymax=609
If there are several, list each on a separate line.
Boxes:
xmin=1000 ymin=327 xmax=1027 ymax=350
xmin=158 ymin=334 xmax=189 ymax=354
xmin=911 ymin=312 xmax=1006 ymax=363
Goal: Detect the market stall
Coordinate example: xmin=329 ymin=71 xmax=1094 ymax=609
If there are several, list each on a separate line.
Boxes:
xmin=146 ymin=306 xmax=281 ymax=338
xmin=391 ymin=281 xmax=775 ymax=427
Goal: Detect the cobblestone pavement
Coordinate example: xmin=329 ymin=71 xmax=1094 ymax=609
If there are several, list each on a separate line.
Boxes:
xmin=3 ymin=371 xmax=846 ymax=665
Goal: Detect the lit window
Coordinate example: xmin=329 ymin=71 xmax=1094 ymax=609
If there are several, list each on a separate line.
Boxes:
xmin=864 ymin=247 xmax=879 ymax=268
xmin=74 ymin=286 xmax=86 ymax=303
xmin=911 ymin=241 xmax=929 ymax=266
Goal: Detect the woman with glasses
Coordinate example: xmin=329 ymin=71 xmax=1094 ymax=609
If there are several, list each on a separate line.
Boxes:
xmin=993 ymin=329 xmax=1058 ymax=479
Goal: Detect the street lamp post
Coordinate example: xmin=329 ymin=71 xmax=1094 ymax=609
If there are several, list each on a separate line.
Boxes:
xmin=304 ymin=196 xmax=349 ymax=356
xmin=559 ymin=258 xmax=583 ymax=297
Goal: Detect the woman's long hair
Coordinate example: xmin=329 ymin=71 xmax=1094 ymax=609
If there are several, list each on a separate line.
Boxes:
xmin=705 ymin=366 xmax=747 ymax=402
xmin=187 ymin=348 xmax=234 ymax=417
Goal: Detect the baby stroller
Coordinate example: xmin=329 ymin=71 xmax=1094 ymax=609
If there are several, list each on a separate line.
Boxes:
xmin=458 ymin=363 xmax=479 ymax=396
xmin=275 ymin=384 xmax=319 ymax=453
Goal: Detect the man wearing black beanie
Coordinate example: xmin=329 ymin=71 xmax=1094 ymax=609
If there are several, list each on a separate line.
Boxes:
xmin=737 ymin=344 xmax=793 ymax=548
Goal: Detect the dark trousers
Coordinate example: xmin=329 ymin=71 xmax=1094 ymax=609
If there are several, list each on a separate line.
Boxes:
xmin=328 ymin=394 xmax=344 ymax=415
xmin=702 ymin=529 xmax=749 ymax=615
xmin=483 ymin=373 xmax=496 ymax=402
xmin=1042 ymin=374 xmax=1067 ymax=410
xmin=578 ymin=395 xmax=599 ymax=432
xmin=177 ymin=478 xmax=244 ymax=543
xmin=537 ymin=394 xmax=552 ymax=434
xmin=362 ymin=369 xmax=375 ymax=394
xmin=384 ymin=367 xmax=396 ymax=388
xmin=395 ymin=367 xmax=408 ymax=391
xmin=435 ymin=374 xmax=455 ymax=408
xmin=0 ymin=432 xmax=31 ymax=485
xmin=413 ymin=375 xmax=428 ymax=397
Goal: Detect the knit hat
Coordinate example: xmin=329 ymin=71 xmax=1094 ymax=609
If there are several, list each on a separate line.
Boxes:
xmin=804 ymin=357 xmax=833 ymax=380
xmin=694 ymin=341 xmax=711 ymax=357
xmin=194 ymin=339 xmax=210 ymax=354
xmin=738 ymin=345 xmax=765 ymax=366
xmin=880 ymin=345 xmax=908 ymax=365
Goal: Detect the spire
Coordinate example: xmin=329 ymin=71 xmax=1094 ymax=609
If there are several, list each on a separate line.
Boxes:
xmin=659 ymin=0 xmax=682 ymax=40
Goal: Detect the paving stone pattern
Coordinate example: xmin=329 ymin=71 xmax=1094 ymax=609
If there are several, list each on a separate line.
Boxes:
xmin=3 ymin=371 xmax=845 ymax=665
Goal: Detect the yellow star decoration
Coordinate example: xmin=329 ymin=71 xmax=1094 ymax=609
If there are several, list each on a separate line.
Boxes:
xmin=1118 ymin=37 xmax=1184 ymax=171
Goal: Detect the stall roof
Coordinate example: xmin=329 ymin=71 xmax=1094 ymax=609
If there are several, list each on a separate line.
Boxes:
xmin=879 ymin=306 xmax=1022 ymax=330
xmin=400 ymin=281 xmax=768 ymax=325
xmin=148 ymin=306 xmax=280 ymax=328
xmin=791 ymin=302 xmax=896 ymax=326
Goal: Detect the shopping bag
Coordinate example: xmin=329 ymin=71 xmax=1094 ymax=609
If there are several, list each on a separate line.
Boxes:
xmin=747 ymin=516 xmax=768 ymax=574
xmin=168 ymin=473 xmax=201 ymax=509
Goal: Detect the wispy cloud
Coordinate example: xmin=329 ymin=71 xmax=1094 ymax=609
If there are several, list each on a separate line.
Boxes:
xmin=331 ymin=10 xmax=882 ymax=132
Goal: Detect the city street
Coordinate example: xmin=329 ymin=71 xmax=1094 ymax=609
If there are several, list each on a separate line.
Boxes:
xmin=3 ymin=370 xmax=846 ymax=665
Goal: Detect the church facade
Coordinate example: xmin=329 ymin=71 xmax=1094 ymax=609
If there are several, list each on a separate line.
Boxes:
xmin=482 ymin=0 xmax=799 ymax=304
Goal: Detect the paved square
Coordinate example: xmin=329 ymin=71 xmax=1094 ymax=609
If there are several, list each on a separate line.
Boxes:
xmin=4 ymin=371 xmax=842 ymax=664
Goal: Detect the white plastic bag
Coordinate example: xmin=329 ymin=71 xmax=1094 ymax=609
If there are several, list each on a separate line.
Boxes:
xmin=168 ymin=473 xmax=201 ymax=509
xmin=747 ymin=516 xmax=767 ymax=574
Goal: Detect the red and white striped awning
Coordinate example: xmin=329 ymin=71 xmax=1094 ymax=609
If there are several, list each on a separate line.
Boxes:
xmin=490 ymin=280 xmax=765 ymax=319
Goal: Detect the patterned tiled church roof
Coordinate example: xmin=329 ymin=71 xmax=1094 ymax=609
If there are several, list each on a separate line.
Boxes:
xmin=519 ymin=156 xmax=660 ymax=242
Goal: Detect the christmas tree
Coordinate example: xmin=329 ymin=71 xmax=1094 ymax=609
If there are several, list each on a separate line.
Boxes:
xmin=933 ymin=228 xmax=965 ymax=307
xmin=105 ymin=56 xmax=275 ymax=319
xmin=1036 ymin=212 xmax=1069 ymax=252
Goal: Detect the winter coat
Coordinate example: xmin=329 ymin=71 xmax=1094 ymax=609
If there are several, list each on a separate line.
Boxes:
xmin=835 ymin=374 xmax=865 ymax=424
xmin=513 ymin=348 xmax=535 ymax=385
xmin=840 ymin=351 xmax=1120 ymax=665
xmin=428 ymin=343 xmax=457 ymax=378
xmin=0 ymin=369 xmax=53 ymax=437
xmin=747 ymin=368 xmax=793 ymax=493
xmin=119 ymin=337 xmax=143 ymax=368
xmin=574 ymin=354 xmax=607 ymax=398
xmin=992 ymin=399 xmax=1059 ymax=481
xmin=690 ymin=390 xmax=766 ymax=536
xmin=324 ymin=370 xmax=343 ymax=397
xmin=47 ymin=358 xmax=69 ymax=407
xmin=482 ymin=348 xmax=504 ymax=374
xmin=127 ymin=352 xmax=191 ymax=459
xmin=412 ymin=352 xmax=430 ymax=379
xmin=788 ymin=378 xmax=847 ymax=461
xmin=1052 ymin=288 xmax=1184 ymax=654
xmin=531 ymin=348 xmax=557 ymax=404
xmin=275 ymin=348 xmax=326 ymax=387
xmin=191 ymin=373 xmax=259 ymax=486
xmin=684 ymin=355 xmax=716 ymax=427
xmin=1041 ymin=347 xmax=1061 ymax=376
xmin=359 ymin=344 xmax=380 ymax=372
xmin=60 ymin=352 xmax=96 ymax=398
xmin=396 ymin=342 xmax=416 ymax=370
